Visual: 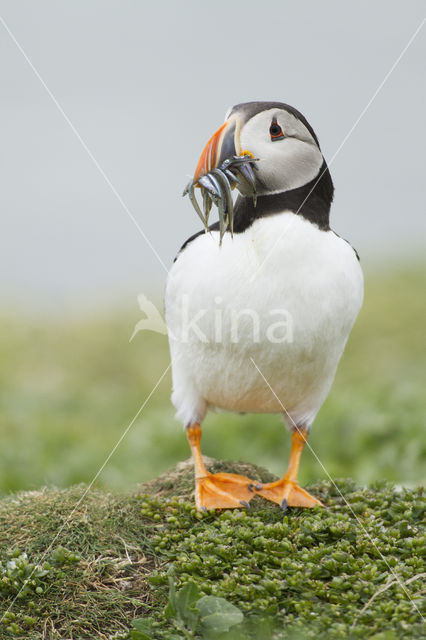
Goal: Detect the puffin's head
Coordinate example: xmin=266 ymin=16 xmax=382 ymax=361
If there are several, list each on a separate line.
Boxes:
xmin=185 ymin=101 xmax=333 ymax=239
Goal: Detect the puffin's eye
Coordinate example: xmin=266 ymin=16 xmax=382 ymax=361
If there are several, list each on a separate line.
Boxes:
xmin=270 ymin=121 xmax=284 ymax=141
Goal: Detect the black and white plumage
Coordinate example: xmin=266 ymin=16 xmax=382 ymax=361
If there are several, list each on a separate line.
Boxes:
xmin=165 ymin=101 xmax=363 ymax=511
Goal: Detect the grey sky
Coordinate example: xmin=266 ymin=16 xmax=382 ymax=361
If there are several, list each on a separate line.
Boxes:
xmin=1 ymin=1 xmax=425 ymax=314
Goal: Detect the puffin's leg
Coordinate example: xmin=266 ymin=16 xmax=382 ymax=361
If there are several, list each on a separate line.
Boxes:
xmin=186 ymin=423 xmax=256 ymax=511
xmin=256 ymin=426 xmax=323 ymax=509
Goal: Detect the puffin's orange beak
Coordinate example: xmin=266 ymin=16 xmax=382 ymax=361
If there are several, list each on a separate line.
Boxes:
xmin=193 ymin=121 xmax=230 ymax=184
xmin=193 ymin=114 xmax=246 ymax=184
xmin=183 ymin=114 xmax=257 ymax=243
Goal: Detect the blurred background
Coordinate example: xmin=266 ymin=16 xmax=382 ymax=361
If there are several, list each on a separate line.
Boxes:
xmin=0 ymin=0 xmax=425 ymax=495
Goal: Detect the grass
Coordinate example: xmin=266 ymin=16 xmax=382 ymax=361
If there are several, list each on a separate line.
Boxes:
xmin=0 ymin=264 xmax=425 ymax=495
xmin=0 ymin=485 xmax=155 ymax=638
xmin=0 ymin=263 xmax=425 ymax=635
xmin=0 ymin=460 xmax=424 ymax=639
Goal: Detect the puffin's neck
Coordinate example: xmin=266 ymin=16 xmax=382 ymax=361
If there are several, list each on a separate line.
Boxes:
xmin=233 ymin=161 xmax=334 ymax=233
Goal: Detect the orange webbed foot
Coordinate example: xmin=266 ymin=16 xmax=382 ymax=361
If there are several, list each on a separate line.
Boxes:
xmin=195 ymin=472 xmax=257 ymax=511
xmin=256 ymin=477 xmax=324 ymax=510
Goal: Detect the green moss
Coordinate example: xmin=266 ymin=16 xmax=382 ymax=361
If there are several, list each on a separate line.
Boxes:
xmin=138 ymin=474 xmax=425 ymax=639
xmin=0 ymin=486 xmax=158 ymax=638
xmin=0 ymin=461 xmax=424 ymax=639
xmin=0 ymin=547 xmax=80 ymax=635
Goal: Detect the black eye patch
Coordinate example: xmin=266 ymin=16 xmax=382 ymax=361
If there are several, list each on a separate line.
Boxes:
xmin=270 ymin=120 xmax=284 ymax=141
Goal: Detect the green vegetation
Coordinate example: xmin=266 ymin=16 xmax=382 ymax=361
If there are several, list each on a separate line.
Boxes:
xmin=0 ymin=460 xmax=424 ymax=639
xmin=0 ymin=264 xmax=424 ymax=636
xmin=0 ymin=485 xmax=154 ymax=638
xmin=0 ymin=264 xmax=425 ymax=495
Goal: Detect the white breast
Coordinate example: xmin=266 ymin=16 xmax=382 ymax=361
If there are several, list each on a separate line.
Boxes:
xmin=165 ymin=213 xmax=363 ymax=428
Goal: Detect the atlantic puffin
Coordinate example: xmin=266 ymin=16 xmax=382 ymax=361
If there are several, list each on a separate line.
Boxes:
xmin=165 ymin=101 xmax=363 ymax=511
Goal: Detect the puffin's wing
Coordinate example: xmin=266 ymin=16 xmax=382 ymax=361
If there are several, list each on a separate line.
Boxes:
xmin=173 ymin=221 xmax=220 ymax=263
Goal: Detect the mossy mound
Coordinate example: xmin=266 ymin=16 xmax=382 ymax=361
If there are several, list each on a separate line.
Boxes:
xmin=0 ymin=460 xmax=424 ymax=639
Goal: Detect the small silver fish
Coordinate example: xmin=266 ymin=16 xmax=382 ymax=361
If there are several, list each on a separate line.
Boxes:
xmin=183 ymin=155 xmax=258 ymax=245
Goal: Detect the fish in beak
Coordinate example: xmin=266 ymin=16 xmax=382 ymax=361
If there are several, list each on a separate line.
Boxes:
xmin=183 ymin=115 xmax=258 ymax=244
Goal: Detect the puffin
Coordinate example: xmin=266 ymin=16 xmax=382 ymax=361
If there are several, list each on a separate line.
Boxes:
xmin=165 ymin=101 xmax=363 ymax=511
